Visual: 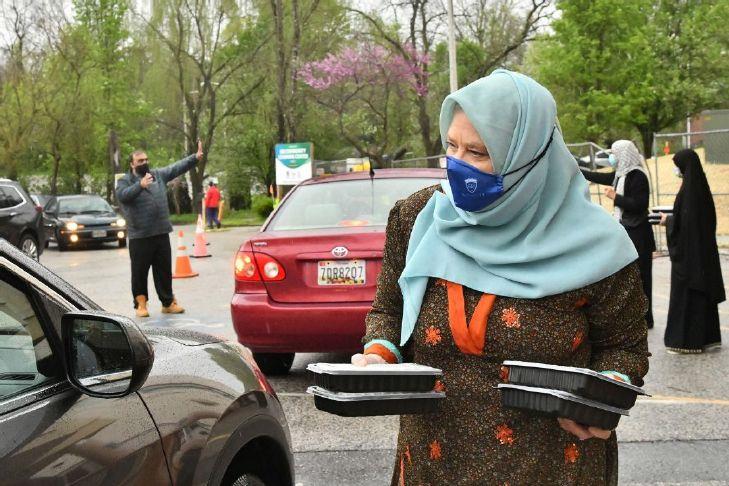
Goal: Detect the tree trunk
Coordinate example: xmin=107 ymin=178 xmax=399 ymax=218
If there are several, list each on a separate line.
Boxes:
xmin=639 ymin=129 xmax=654 ymax=161
xmin=172 ymin=178 xmax=181 ymax=215
xmin=51 ymin=153 xmax=61 ymax=195
xmin=107 ymin=129 xmax=119 ymax=202
xmin=190 ymin=164 xmax=203 ymax=215
xmin=271 ymin=0 xmax=288 ymax=143
xmin=75 ymin=161 xmax=83 ymax=193
xmin=287 ymin=0 xmax=303 ymax=141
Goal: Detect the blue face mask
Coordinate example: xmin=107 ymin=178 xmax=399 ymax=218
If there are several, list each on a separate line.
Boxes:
xmin=446 ymin=129 xmax=555 ymax=212
xmin=608 ymin=153 xmax=617 ymax=167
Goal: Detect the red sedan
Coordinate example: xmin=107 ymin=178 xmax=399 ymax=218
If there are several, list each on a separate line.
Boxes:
xmin=231 ymin=168 xmax=444 ymax=374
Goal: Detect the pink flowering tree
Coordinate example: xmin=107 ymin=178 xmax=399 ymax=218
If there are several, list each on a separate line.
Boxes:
xmin=298 ymin=44 xmax=429 ymax=166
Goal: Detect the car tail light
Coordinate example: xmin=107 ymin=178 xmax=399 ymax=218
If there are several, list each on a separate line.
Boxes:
xmin=235 ymin=252 xmax=261 ymax=281
xmin=234 ymin=251 xmax=286 ymax=282
xmin=253 ymin=253 xmax=286 ymax=281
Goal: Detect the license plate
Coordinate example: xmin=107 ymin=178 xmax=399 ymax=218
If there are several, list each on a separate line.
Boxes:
xmin=317 ymin=260 xmax=366 ymax=286
xmin=92 ymin=230 xmax=107 ymax=238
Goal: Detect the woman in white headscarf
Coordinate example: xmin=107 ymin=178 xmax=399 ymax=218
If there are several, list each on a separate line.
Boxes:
xmin=581 ymin=140 xmax=656 ymax=328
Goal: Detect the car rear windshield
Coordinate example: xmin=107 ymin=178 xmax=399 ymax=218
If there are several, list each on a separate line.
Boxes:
xmin=59 ymin=197 xmax=114 ymax=215
xmin=268 ymin=177 xmax=439 ymax=231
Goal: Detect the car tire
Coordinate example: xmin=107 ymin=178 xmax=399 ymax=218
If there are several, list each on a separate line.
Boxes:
xmin=19 ymin=233 xmax=39 ymax=261
xmin=118 ymin=238 xmax=127 ymax=248
xmin=253 ymin=353 xmax=294 ymax=375
xmin=229 ymin=474 xmax=265 ymax=486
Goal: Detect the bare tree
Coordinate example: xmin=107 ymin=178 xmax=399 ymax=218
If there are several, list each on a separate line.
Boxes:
xmin=268 ymin=0 xmax=323 ymax=143
xmin=34 ymin=4 xmax=93 ymax=194
xmin=136 ymin=0 xmax=267 ymax=207
xmin=348 ymin=0 xmax=551 ymax=162
xmin=455 ymin=0 xmax=552 ymax=79
xmin=0 ymin=0 xmax=43 ymax=178
xmin=348 ymin=1 xmax=445 ymax=161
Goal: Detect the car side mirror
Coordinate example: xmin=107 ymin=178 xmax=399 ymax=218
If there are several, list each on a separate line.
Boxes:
xmin=61 ymin=311 xmax=154 ymax=398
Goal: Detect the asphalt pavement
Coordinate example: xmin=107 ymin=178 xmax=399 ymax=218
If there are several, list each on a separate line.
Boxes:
xmin=40 ymin=225 xmax=729 ymax=485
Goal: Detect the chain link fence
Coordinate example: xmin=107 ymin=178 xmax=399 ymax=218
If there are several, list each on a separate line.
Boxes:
xmin=567 ymin=131 xmax=729 ymax=250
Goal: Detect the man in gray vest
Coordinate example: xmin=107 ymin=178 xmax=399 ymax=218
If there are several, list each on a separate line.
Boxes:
xmin=116 ymin=141 xmax=203 ymax=317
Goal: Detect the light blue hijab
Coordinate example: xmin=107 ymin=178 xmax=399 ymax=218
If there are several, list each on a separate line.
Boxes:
xmin=397 ymin=70 xmax=638 ymax=345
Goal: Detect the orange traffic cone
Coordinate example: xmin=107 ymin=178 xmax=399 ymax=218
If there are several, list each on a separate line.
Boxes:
xmin=173 ymin=230 xmax=199 ymax=278
xmin=191 ymin=215 xmax=211 ymax=258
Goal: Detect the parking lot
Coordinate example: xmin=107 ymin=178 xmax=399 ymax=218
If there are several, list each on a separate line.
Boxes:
xmin=40 ymin=225 xmax=729 ymax=485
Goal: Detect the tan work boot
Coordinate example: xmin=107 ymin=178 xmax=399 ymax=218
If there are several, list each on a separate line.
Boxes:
xmin=135 ymin=295 xmax=150 ymax=318
xmin=161 ymin=299 xmax=185 ymax=314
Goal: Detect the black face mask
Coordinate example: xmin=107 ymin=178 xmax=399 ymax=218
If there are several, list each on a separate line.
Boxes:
xmin=135 ymin=163 xmax=150 ymax=177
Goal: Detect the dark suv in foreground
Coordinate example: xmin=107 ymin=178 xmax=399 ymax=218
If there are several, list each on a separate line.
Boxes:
xmin=0 ymin=240 xmax=294 ymax=485
xmin=0 ymin=179 xmax=46 ymax=260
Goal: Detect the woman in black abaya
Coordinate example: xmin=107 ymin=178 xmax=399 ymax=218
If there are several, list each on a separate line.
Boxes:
xmin=660 ymin=149 xmax=724 ymax=353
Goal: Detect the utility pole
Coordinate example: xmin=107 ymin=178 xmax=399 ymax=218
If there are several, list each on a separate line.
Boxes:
xmin=447 ymin=0 xmax=458 ymax=93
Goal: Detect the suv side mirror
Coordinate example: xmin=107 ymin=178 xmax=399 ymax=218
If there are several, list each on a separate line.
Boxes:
xmin=61 ymin=311 xmax=154 ymax=398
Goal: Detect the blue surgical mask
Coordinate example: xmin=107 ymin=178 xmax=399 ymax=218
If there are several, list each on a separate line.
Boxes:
xmin=446 ymin=128 xmax=555 ymax=212
xmin=608 ymin=153 xmax=617 ymax=168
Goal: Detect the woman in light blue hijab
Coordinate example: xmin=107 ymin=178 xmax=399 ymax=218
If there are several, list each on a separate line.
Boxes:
xmin=353 ymin=70 xmax=650 ymax=484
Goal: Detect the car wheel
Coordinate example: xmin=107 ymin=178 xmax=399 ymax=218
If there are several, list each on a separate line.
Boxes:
xmin=19 ymin=234 xmax=39 ymax=260
xmin=253 ymin=353 xmax=294 ymax=375
xmin=118 ymin=238 xmax=127 ymax=248
xmin=229 ymin=474 xmax=265 ymax=486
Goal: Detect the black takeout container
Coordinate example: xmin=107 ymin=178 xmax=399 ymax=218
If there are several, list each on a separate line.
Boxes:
xmin=502 ymin=361 xmax=646 ymax=409
xmin=307 ymin=363 xmax=442 ymax=393
xmin=497 ymin=384 xmax=629 ymax=429
xmin=307 ymin=386 xmax=445 ymax=417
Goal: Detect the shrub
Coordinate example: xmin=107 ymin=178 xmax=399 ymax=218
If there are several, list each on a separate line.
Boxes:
xmin=252 ymin=195 xmax=274 ymax=218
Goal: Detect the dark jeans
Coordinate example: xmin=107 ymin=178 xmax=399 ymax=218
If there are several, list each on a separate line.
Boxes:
xmin=206 ymin=206 xmax=220 ymax=228
xmin=129 ymin=233 xmax=173 ymax=308
xmin=638 ymin=250 xmax=654 ymax=327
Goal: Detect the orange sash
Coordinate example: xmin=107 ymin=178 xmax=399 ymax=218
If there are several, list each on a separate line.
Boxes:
xmin=446 ymin=281 xmax=495 ymax=355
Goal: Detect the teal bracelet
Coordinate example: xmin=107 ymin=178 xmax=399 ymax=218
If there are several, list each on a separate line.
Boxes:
xmin=364 ymin=339 xmax=403 ymax=363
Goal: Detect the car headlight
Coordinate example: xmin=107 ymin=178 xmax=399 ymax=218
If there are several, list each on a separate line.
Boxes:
xmin=65 ymin=222 xmax=79 ymax=231
xmin=115 ymin=218 xmax=126 ymax=227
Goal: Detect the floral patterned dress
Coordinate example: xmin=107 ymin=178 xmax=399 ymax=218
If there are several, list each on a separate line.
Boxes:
xmin=363 ymin=186 xmax=650 ymax=486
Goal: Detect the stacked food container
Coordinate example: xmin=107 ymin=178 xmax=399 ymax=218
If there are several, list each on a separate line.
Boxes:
xmin=307 ymin=363 xmax=445 ymax=416
xmin=497 ymin=361 xmax=647 ymax=429
xmin=649 ymin=205 xmax=673 ymax=225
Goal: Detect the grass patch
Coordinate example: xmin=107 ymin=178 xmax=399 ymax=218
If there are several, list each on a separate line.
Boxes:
xmin=169 ymin=208 xmax=265 ymax=227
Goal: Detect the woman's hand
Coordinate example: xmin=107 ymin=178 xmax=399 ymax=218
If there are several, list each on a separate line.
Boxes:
xmin=604 ymin=187 xmax=616 ymax=200
xmin=351 ymin=353 xmax=387 ymax=367
xmin=659 ymin=212 xmax=668 ymax=226
xmin=557 ymin=417 xmax=612 ymax=440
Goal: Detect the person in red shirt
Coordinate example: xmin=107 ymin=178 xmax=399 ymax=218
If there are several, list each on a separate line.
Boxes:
xmin=204 ymin=181 xmax=221 ymax=229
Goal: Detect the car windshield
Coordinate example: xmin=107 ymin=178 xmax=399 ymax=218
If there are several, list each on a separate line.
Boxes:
xmin=268 ymin=177 xmax=439 ymax=231
xmin=58 ymin=196 xmax=114 ymax=215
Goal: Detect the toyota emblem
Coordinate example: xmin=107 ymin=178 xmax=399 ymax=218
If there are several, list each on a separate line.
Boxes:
xmin=331 ymin=246 xmax=349 ymax=258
